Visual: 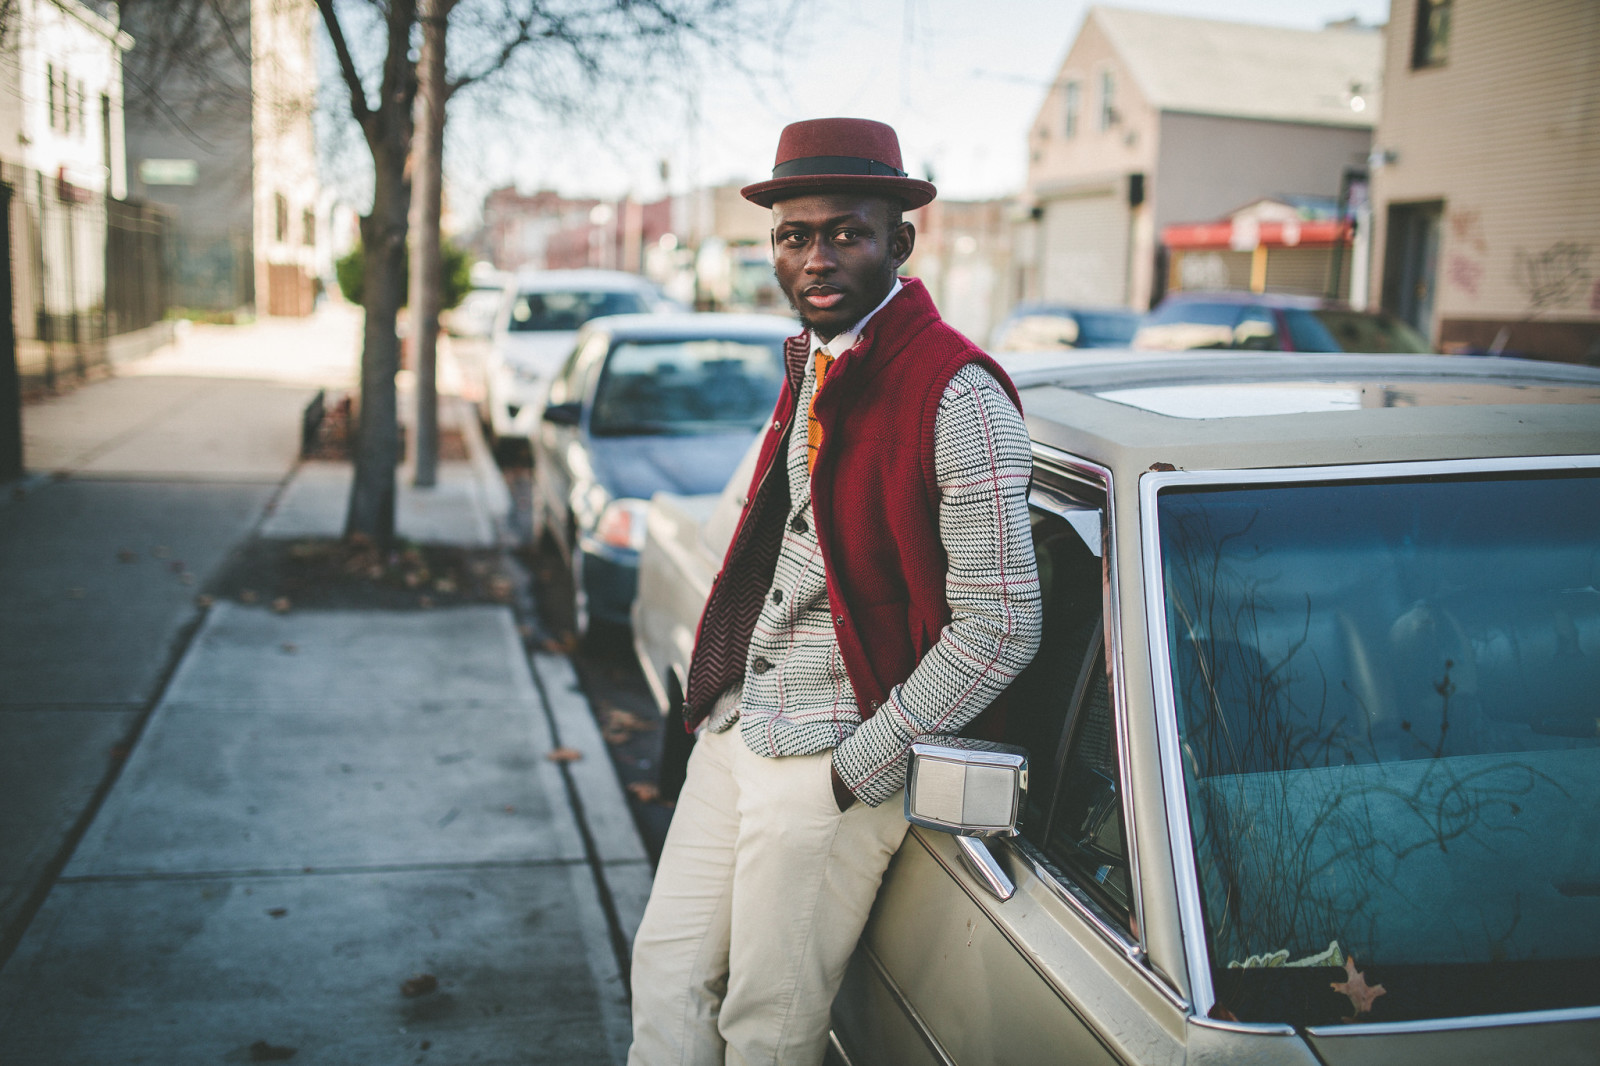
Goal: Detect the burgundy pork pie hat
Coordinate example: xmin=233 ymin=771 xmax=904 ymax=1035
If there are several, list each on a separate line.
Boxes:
xmin=741 ymin=117 xmax=937 ymax=209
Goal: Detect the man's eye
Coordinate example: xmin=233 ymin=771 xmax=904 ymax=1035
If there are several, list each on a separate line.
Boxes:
xmin=834 ymin=230 xmax=859 ymax=241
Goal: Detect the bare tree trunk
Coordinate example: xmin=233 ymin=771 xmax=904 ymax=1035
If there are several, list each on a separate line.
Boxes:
xmin=318 ymin=0 xmax=417 ymax=545
xmin=410 ymin=0 xmax=450 ymax=488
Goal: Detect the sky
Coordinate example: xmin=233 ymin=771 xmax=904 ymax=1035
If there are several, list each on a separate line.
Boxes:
xmin=362 ymin=0 xmax=1393 ymax=224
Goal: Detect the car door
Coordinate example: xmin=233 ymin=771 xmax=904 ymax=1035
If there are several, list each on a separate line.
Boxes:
xmin=534 ymin=330 xmax=610 ymax=556
xmin=830 ymin=455 xmax=1186 ymax=1066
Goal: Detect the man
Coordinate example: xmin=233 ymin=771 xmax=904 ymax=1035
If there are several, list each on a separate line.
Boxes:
xmin=628 ymin=117 xmax=1040 ymax=1066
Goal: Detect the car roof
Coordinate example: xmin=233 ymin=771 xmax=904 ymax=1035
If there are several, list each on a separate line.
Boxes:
xmin=580 ymin=312 xmax=797 ymax=340
xmin=1154 ymin=290 xmax=1336 ymax=310
xmin=509 ymin=268 xmax=659 ymax=293
xmin=1002 ymin=349 xmax=1600 ymax=475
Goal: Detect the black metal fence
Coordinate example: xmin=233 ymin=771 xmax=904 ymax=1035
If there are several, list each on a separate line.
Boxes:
xmin=2 ymin=161 xmax=172 ymax=391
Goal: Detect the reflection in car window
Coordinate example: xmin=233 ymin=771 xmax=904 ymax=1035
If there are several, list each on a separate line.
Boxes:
xmin=1133 ymin=301 xmax=1241 ymax=351
xmin=1232 ymin=307 xmax=1277 ymax=350
xmin=590 ymin=338 xmax=785 ymax=437
xmin=1159 ymin=473 xmax=1600 ymax=1025
xmin=509 ymin=289 xmax=648 ymax=332
xmin=1007 ymin=502 xmax=1133 ymax=931
xmin=1305 ymin=309 xmax=1432 ymax=354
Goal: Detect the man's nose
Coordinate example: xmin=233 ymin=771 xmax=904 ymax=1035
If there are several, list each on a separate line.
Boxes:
xmin=803 ymin=239 xmax=836 ymax=273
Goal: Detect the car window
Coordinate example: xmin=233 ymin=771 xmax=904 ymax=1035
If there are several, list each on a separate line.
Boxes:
xmin=1308 ymin=309 xmax=1433 ymax=354
xmin=1158 ymin=471 xmax=1600 ymax=1025
xmin=1133 ymin=301 xmax=1241 ymax=351
xmin=546 ymin=332 xmax=608 ymax=406
xmin=590 ymin=338 xmax=785 ymax=437
xmin=994 ymin=313 xmax=1081 ymax=351
xmin=1006 ymin=495 xmax=1133 ymax=931
xmin=1074 ymin=310 xmax=1139 ymax=347
xmin=509 ymin=289 xmax=647 ymax=332
xmin=1232 ymin=307 xmax=1278 ymax=350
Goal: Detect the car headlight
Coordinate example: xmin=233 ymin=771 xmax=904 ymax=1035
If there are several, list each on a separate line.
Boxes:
xmin=593 ymin=498 xmax=650 ymax=552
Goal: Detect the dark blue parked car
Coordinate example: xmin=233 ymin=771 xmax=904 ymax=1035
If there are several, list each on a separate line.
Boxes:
xmin=531 ymin=312 xmax=794 ymax=638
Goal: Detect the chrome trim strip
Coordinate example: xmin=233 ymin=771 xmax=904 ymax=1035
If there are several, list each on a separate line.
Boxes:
xmin=858 ymin=940 xmax=960 ymax=1066
xmin=1007 ymin=837 xmax=1189 ymax=1014
xmin=1033 ymin=445 xmax=1158 ymax=999
xmin=1139 ymin=453 xmax=1600 ymax=1022
xmin=825 ymin=1030 xmax=858 ymax=1066
xmin=1188 ymin=1015 xmax=1297 ymax=1037
xmin=1305 ymin=1003 xmax=1600 ymax=1038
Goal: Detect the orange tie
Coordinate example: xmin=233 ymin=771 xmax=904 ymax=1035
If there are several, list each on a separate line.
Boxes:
xmin=806 ymin=347 xmax=833 ymax=474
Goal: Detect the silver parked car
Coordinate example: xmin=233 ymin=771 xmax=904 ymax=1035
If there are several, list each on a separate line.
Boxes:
xmin=634 ymin=349 xmax=1600 ymax=1063
xmin=481 ymin=269 xmax=680 ymax=443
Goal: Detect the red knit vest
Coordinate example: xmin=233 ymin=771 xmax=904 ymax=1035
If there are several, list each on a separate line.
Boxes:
xmin=683 ymin=278 xmax=1023 ymax=729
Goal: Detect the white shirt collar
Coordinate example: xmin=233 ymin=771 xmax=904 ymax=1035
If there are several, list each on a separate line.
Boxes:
xmin=809 ymin=278 xmax=903 ymax=358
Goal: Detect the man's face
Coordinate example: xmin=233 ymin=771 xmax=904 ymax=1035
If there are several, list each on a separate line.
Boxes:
xmin=771 ymin=193 xmax=914 ymax=341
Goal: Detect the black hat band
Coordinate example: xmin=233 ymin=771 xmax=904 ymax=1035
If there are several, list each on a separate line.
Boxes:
xmin=771 ymin=155 xmax=908 ymax=179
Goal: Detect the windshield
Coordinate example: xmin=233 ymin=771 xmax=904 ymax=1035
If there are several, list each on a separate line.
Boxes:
xmin=590 ymin=337 xmax=784 ymax=436
xmin=1158 ymin=472 xmax=1600 ymax=1026
xmin=508 ymin=289 xmax=648 ymax=332
xmin=996 ymin=310 xmax=1138 ymax=350
xmin=1285 ymin=309 xmax=1433 ymax=354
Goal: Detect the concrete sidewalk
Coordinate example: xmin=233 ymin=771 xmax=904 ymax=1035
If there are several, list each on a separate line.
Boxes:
xmin=0 ymin=307 xmax=649 ymax=1063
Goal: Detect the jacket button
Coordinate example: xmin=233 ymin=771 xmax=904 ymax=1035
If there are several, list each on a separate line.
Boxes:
xmin=771 ymin=588 xmax=783 ymax=604
xmin=834 ymin=615 xmax=845 ymax=627
xmin=740 ymin=495 xmax=749 ymax=507
xmin=772 ymin=419 xmax=782 ymax=431
xmin=791 ymin=516 xmax=808 ymax=534
xmin=751 ymin=657 xmax=772 ymax=675
xmin=870 ymin=700 xmax=881 ymax=710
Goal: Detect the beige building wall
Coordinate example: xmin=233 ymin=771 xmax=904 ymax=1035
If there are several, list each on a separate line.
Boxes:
xmin=251 ymin=0 xmax=320 ymax=317
xmin=1372 ymin=0 xmax=1600 ymax=362
xmin=1023 ymin=14 xmax=1159 ymax=310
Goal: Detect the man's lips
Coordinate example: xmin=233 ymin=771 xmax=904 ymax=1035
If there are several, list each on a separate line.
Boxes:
xmin=802 ymin=287 xmax=844 ymax=310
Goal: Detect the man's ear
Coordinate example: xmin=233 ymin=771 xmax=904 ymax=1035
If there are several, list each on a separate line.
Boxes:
xmin=891 ymin=220 xmax=915 ymax=269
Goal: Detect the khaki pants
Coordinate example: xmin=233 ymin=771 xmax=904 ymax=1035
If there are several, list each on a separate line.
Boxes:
xmin=627 ymin=723 xmax=910 ymax=1066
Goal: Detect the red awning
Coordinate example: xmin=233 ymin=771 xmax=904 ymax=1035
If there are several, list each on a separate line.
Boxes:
xmin=1163 ymin=218 xmax=1352 ymax=250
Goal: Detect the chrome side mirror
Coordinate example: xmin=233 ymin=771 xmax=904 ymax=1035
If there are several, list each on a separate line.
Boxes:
xmin=905 ymin=737 xmax=1028 ymax=901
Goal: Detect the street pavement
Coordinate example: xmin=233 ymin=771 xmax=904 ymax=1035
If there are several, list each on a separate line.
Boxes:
xmin=0 ymin=305 xmax=650 ymax=1064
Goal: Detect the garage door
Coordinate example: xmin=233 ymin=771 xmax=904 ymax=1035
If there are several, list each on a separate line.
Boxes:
xmin=1040 ymin=189 xmax=1129 ymax=307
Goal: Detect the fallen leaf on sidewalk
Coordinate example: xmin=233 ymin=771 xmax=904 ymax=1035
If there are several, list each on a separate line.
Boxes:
xmin=280 ymin=643 xmax=298 ymax=655
xmin=240 ymin=589 xmax=259 ymax=604
xmin=627 ymin=781 xmax=661 ymax=803
xmin=247 ymin=1040 xmax=298 ymax=1061
xmin=168 ymin=560 xmax=185 ymax=573
xmin=401 ymin=973 xmax=439 ymax=998
xmin=433 ymin=577 xmax=457 ymax=594
xmin=266 ymin=908 xmax=288 ymax=918
xmin=419 ymin=595 xmax=435 ymax=609
xmin=271 ymin=597 xmax=292 ymax=613
xmin=152 ymin=545 xmax=170 ymax=559
xmin=195 ymin=594 xmax=214 ymax=608
xmin=116 ymin=548 xmax=138 ymax=563
xmin=178 ymin=572 xmax=195 ymax=585
xmin=546 ymin=747 xmax=583 ymax=763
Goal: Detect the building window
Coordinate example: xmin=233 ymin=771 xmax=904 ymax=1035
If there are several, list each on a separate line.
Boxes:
xmin=1099 ymin=70 xmax=1117 ymax=131
xmin=1063 ymin=80 xmax=1080 ymax=139
xmin=46 ymin=64 xmax=56 ymax=128
xmin=303 ymin=208 xmax=316 ymax=248
xmin=1413 ymin=0 xmax=1452 ymax=68
xmin=77 ymin=80 xmax=87 ymax=139
xmin=275 ymin=193 xmax=289 ymax=243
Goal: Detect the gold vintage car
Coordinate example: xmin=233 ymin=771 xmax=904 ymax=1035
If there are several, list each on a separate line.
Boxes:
xmin=633 ymin=351 xmax=1600 ymax=1064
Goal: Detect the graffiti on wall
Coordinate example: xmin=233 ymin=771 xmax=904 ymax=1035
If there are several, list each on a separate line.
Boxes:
xmin=1444 ymin=209 xmax=1488 ymax=298
xmin=1515 ymin=242 xmax=1592 ymax=312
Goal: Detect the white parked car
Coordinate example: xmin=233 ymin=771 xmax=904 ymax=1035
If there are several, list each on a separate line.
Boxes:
xmin=481 ymin=269 xmax=680 ymax=443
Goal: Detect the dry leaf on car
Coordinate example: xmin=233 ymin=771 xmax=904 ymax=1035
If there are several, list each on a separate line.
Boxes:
xmin=546 ymin=747 xmax=583 ymax=763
